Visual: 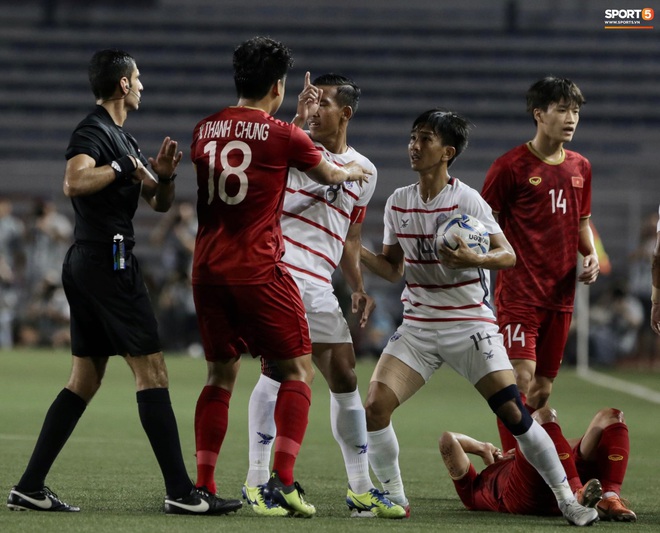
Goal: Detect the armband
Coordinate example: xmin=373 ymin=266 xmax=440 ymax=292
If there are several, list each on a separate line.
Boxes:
xmin=110 ymin=155 xmax=137 ymax=181
xmin=652 ymin=285 xmax=659 ymax=305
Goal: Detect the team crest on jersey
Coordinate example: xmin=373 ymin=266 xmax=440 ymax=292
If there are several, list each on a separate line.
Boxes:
xmin=401 ymin=218 xmax=410 ymax=228
xmin=435 ymin=213 xmax=451 ymax=232
xmin=571 ymin=176 xmax=584 ymax=188
xmin=529 ymin=176 xmax=542 ymax=186
xmin=389 ymin=332 xmax=402 ymax=343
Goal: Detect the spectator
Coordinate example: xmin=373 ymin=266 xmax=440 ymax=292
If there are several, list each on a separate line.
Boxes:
xmin=0 ymin=197 xmax=26 ymax=348
xmin=24 ymin=197 xmax=73 ymax=293
xmin=589 ymin=280 xmax=644 ymax=367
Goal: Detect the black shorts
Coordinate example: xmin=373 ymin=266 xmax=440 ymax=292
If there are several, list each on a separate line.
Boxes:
xmin=62 ymin=243 xmax=161 ymax=357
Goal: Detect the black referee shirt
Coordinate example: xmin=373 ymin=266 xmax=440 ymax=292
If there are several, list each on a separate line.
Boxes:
xmin=65 ymin=105 xmax=149 ymax=246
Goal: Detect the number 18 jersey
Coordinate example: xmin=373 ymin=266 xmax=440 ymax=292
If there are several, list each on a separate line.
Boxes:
xmin=191 ymin=107 xmax=322 ymax=285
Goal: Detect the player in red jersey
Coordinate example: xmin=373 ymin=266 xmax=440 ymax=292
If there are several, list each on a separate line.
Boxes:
xmin=481 ymin=77 xmax=600 ymax=450
xmin=652 ymin=204 xmax=660 ymax=335
xmin=440 ymin=406 xmax=636 ymax=522
xmin=190 ymin=36 xmax=369 ymax=518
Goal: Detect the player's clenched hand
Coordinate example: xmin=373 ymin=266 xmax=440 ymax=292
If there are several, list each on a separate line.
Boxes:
xmin=149 ymin=136 xmax=183 ymax=181
xmin=351 ymin=290 xmax=376 ymax=328
xmin=578 ymin=253 xmax=600 ymax=285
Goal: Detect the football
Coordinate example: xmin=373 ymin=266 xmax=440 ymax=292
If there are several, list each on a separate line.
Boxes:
xmin=438 ymin=214 xmax=490 ymax=254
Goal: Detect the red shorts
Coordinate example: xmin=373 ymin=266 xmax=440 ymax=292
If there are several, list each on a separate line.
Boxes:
xmin=193 ymin=267 xmax=311 ymax=361
xmin=496 ymin=301 xmax=571 ymax=379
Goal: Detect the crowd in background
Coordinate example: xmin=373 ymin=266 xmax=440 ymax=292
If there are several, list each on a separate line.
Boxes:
xmin=1 ymin=194 xmax=658 ymax=368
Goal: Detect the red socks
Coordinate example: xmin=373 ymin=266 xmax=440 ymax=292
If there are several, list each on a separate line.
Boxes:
xmin=596 ymin=422 xmax=629 ymax=494
xmin=194 ymin=385 xmax=231 ymax=494
xmin=272 ymin=380 xmax=311 ymax=486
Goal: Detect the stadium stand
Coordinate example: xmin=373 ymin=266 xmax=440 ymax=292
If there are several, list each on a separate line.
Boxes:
xmin=1 ymin=0 xmax=659 ymax=275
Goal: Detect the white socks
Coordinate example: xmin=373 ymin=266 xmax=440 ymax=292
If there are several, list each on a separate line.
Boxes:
xmin=367 ymin=422 xmax=407 ymax=505
xmin=245 ymin=374 xmax=280 ymax=487
xmin=514 ymin=420 xmax=573 ymax=503
xmin=330 ymin=389 xmax=373 ymax=494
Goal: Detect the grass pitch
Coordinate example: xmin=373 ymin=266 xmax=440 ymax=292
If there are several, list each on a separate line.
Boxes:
xmin=1 ymin=349 xmax=659 ymax=532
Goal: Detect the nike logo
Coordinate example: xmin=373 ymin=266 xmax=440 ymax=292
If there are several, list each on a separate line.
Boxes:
xmin=165 ymin=498 xmax=210 ymax=513
xmin=14 ymin=491 xmax=53 ymax=510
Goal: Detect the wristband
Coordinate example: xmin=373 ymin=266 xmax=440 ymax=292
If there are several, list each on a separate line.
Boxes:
xmin=110 ymin=155 xmax=136 ymax=181
xmin=158 ymin=173 xmax=177 ymax=184
xmin=653 ymin=285 xmax=659 ymax=304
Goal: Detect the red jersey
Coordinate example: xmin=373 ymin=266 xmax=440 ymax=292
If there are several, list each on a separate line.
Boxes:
xmin=191 ymin=107 xmax=322 ymax=285
xmin=453 ymin=454 xmax=559 ymax=516
xmin=481 ymin=143 xmax=592 ymax=311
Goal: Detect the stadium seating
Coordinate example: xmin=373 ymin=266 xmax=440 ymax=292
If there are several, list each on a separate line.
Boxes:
xmin=1 ymin=0 xmax=659 ymax=273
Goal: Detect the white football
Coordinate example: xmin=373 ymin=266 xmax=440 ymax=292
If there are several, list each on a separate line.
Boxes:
xmin=438 ymin=214 xmax=490 ymax=254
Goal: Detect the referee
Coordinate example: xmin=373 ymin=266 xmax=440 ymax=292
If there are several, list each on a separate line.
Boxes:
xmin=7 ymin=49 xmax=241 ymax=516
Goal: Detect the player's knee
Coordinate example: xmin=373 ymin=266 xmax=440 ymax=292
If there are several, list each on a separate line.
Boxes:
xmin=488 ymin=384 xmax=533 ymax=436
xmin=593 ymin=407 xmax=625 ymax=427
xmin=364 ymin=390 xmax=395 ymax=431
xmin=531 ymin=406 xmax=558 ymax=425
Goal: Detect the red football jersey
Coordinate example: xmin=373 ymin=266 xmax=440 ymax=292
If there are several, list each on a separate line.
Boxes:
xmin=191 ymin=107 xmax=322 ymax=285
xmin=481 ymin=143 xmax=592 ymax=311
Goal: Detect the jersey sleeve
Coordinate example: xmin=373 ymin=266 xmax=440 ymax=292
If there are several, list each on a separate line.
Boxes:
xmin=579 ymin=158 xmax=592 ymax=219
xmin=65 ymin=124 xmax=106 ymax=162
xmin=464 ymin=187 xmax=503 ymax=235
xmin=383 ymin=193 xmax=399 ymax=246
xmin=452 ymin=463 xmax=479 ymax=510
xmin=288 ymin=125 xmax=323 ymax=171
xmin=481 ymin=157 xmax=513 ymax=215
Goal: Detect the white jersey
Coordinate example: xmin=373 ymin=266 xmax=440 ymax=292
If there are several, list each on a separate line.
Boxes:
xmin=281 ymin=140 xmax=377 ymax=284
xmin=383 ymin=177 xmax=502 ymax=328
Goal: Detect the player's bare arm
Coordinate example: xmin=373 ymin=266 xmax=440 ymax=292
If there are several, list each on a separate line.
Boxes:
xmin=577 ymin=217 xmax=599 ymax=285
xmin=340 ymin=222 xmax=375 ymax=328
xmin=360 ymin=242 xmax=404 ymax=283
xmin=438 ymin=232 xmax=516 ymax=271
xmin=305 ymin=158 xmax=370 ymax=186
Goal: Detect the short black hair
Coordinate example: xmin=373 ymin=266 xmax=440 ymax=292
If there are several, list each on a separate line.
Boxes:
xmin=526 ymin=76 xmax=586 ymax=122
xmin=89 ymin=49 xmax=135 ymax=100
xmin=312 ymin=73 xmax=361 ymax=114
xmin=233 ymin=36 xmax=294 ymax=100
xmin=411 ymin=108 xmax=470 ymax=168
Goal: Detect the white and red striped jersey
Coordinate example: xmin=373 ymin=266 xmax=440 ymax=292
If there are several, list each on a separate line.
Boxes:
xmin=281 ymin=141 xmax=377 ymax=285
xmin=383 ymin=177 xmax=502 ymax=328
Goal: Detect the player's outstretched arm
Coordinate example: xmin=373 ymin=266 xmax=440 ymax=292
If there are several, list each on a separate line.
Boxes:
xmin=360 ymin=242 xmax=404 ymax=283
xmin=305 ymin=159 xmax=370 ymax=187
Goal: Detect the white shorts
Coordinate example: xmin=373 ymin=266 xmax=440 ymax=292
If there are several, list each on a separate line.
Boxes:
xmin=382 ymin=322 xmax=513 ymax=384
xmin=293 ymin=276 xmax=352 ymax=344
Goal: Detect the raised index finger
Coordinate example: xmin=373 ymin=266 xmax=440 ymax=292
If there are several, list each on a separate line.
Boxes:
xmin=304 ymin=71 xmax=311 ymax=88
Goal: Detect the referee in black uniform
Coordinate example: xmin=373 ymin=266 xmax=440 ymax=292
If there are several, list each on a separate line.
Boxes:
xmin=7 ymin=49 xmax=241 ymax=516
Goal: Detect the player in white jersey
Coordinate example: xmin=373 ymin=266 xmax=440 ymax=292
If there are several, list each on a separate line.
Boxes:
xmin=243 ymin=73 xmax=406 ymax=519
xmin=360 ymin=109 xmax=599 ymax=527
